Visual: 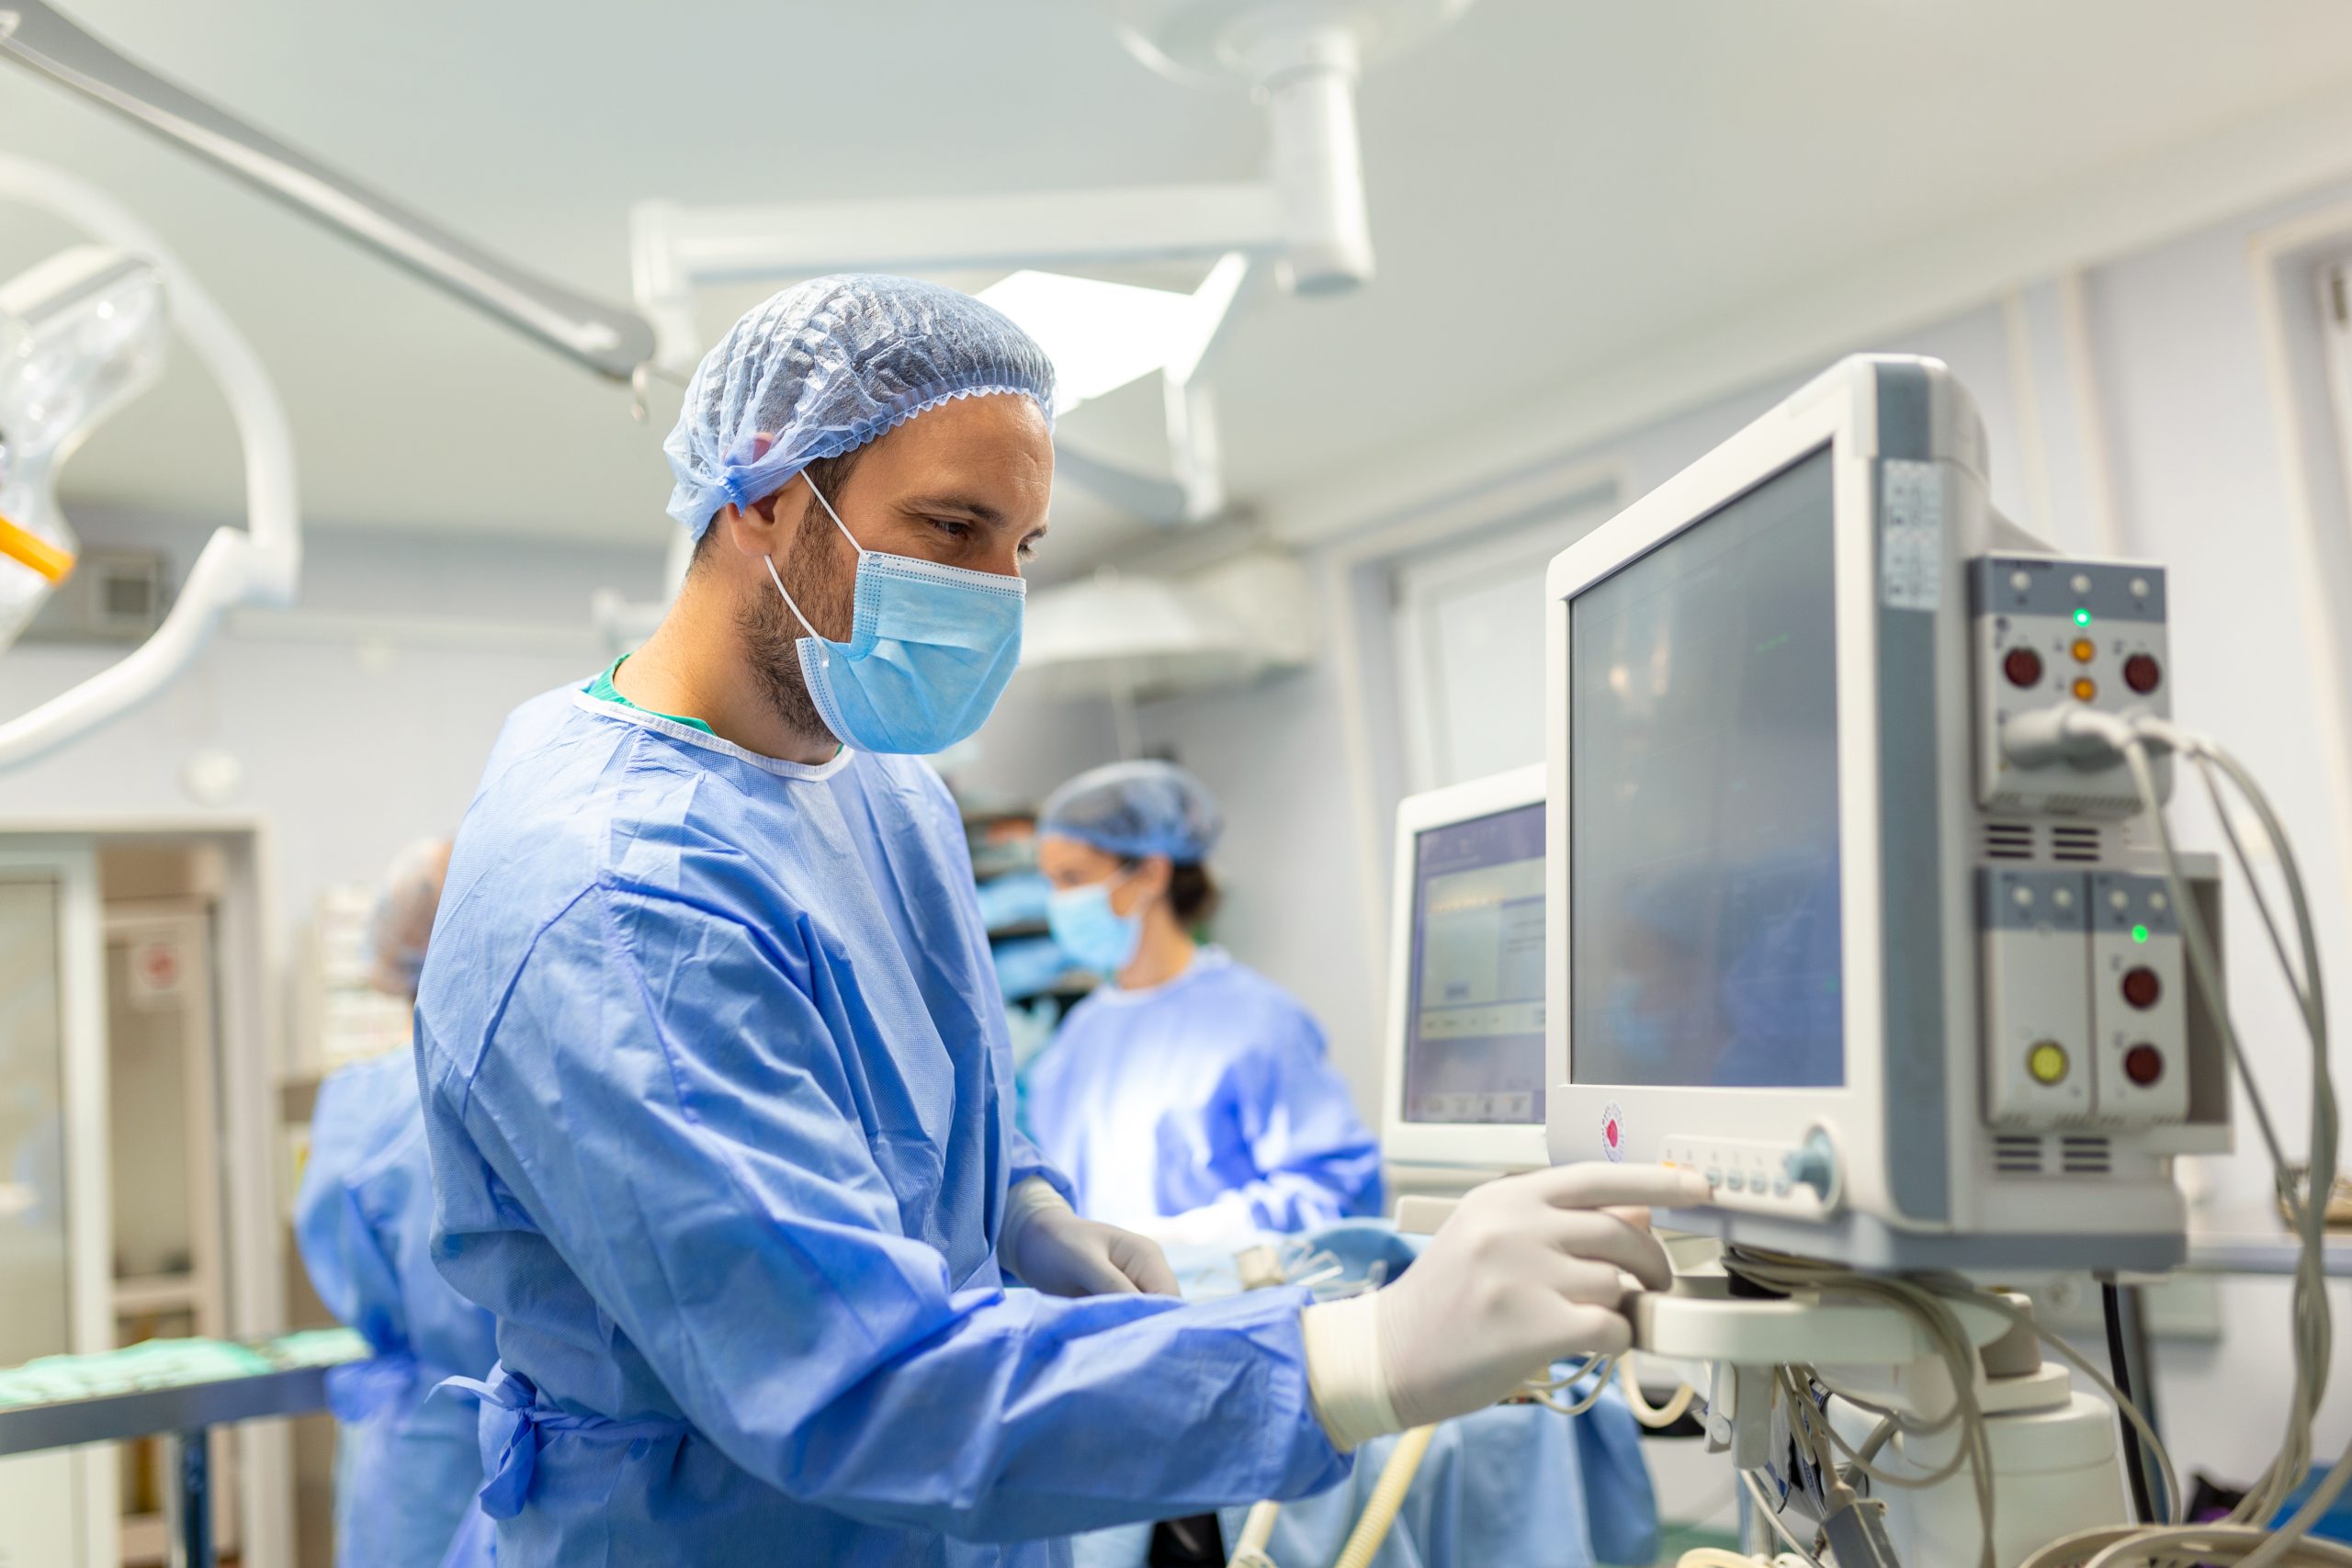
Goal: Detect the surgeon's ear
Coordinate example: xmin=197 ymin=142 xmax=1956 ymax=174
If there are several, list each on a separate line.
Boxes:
xmin=711 ymin=497 xmax=781 ymax=561
xmin=712 ymin=434 xmax=785 ymax=553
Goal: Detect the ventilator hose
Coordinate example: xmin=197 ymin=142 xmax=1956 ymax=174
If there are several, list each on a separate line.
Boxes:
xmin=1331 ymin=1425 xmax=1437 ymax=1568
xmin=1226 ymin=1498 xmax=1283 ymax=1568
xmin=1619 ymin=1359 xmax=1697 ymax=1428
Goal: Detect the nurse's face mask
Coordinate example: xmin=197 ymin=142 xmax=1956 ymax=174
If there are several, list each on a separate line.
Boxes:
xmin=763 ymin=470 xmax=1025 ymax=756
xmin=1046 ymin=865 xmax=1149 ymax=975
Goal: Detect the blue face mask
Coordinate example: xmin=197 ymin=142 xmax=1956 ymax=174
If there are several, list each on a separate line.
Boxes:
xmin=764 ymin=473 xmax=1024 ymax=756
xmin=1047 ymin=875 xmax=1145 ymax=975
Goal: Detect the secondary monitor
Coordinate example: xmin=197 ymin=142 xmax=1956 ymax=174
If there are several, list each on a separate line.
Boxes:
xmin=1381 ymin=762 xmax=1550 ymax=1171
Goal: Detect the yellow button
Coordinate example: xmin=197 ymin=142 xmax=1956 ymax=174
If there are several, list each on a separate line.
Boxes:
xmin=2028 ymin=1041 xmax=2069 ymax=1085
xmin=2071 ymin=638 xmax=2096 ymax=663
xmin=2072 ymin=677 xmax=2097 ymax=702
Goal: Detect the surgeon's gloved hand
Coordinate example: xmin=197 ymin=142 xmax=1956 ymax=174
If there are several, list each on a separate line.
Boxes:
xmin=1300 ymin=1163 xmax=1710 ymax=1449
xmin=1000 ymin=1178 xmax=1181 ymax=1298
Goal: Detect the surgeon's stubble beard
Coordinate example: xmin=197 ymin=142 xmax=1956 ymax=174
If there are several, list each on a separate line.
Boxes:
xmin=739 ymin=492 xmax=857 ymax=747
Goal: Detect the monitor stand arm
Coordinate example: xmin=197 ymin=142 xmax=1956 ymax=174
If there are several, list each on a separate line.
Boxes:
xmin=1394 ymin=1196 xmax=2132 ymax=1568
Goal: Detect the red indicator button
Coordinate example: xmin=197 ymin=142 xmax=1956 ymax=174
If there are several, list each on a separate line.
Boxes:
xmin=2003 ymin=648 xmax=2044 ymax=688
xmin=2121 ymin=967 xmax=2162 ymax=1010
xmin=2123 ymin=653 xmax=2162 ymax=694
xmin=2123 ymin=1043 xmax=2165 ymax=1087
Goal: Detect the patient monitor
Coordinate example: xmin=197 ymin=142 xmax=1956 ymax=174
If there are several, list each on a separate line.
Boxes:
xmin=1377 ymin=356 xmax=2301 ymax=1568
xmin=1544 ymin=355 xmax=2232 ymax=1272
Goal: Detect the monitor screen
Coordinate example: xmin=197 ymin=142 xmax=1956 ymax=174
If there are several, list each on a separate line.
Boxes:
xmin=1568 ymin=446 xmax=1845 ymax=1089
xmin=1401 ymin=800 xmax=1547 ymax=1124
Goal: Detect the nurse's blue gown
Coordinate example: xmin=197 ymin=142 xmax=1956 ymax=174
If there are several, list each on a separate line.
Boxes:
xmin=1024 ymin=952 xmax=1382 ymax=1235
xmin=413 ymin=690 xmax=1349 ymax=1566
xmin=296 ymin=1051 xmax=500 ymax=1568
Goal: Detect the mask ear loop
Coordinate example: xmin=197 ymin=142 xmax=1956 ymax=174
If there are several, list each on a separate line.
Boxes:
xmin=763 ymin=555 xmax=827 ymax=660
xmin=762 ymin=468 xmax=867 ymax=669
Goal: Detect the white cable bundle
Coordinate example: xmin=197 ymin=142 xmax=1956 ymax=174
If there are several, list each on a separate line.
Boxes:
xmin=1713 ymin=704 xmax=2346 ymax=1568
xmin=1995 ymin=706 xmax=2345 ymax=1568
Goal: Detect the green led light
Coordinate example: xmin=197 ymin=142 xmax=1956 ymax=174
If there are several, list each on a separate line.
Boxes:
xmin=2074 ymin=608 xmax=2093 ymax=626
xmin=2132 ymin=923 xmax=2150 ymax=943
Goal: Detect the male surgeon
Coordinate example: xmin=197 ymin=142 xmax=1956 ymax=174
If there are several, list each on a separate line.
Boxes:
xmin=414 ymin=274 xmax=1707 ymax=1565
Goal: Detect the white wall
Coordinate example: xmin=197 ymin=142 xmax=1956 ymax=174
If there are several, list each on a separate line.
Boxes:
xmin=0 ymin=512 xmax=665 ymax=1040
xmin=1135 ymin=571 xmax=1377 ymax=1092
xmin=943 ymin=677 xmax=1125 ymax=813
xmin=1135 ymin=187 xmax=2352 ymax=1496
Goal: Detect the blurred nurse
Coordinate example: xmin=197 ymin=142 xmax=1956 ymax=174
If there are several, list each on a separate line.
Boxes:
xmin=295 ymin=840 xmax=498 ymax=1568
xmin=1026 ymin=761 xmax=1381 ymax=1241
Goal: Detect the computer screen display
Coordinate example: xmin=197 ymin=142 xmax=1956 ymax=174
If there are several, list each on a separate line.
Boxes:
xmin=1400 ymin=800 xmax=1547 ymax=1124
xmin=1568 ymin=446 xmax=1845 ymax=1089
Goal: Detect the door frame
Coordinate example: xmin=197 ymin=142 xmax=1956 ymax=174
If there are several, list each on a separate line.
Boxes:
xmin=0 ymin=841 xmax=119 ymax=1562
xmin=0 ymin=816 xmax=288 ymax=1568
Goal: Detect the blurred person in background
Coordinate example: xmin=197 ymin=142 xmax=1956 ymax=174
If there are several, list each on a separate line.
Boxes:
xmin=296 ymin=838 xmax=497 ymax=1568
xmin=1027 ymin=761 xmax=1382 ymax=1242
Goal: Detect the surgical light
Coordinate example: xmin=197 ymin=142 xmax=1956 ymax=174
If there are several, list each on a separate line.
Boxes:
xmin=0 ymin=244 xmax=166 ymax=653
xmin=0 ymin=154 xmax=300 ymax=773
xmin=975 ymin=270 xmax=1198 ymax=415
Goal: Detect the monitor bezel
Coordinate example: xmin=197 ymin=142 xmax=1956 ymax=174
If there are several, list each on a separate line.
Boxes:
xmin=1380 ymin=761 xmax=1552 ymax=1171
xmin=1544 ymin=375 xmax=1895 ymax=1207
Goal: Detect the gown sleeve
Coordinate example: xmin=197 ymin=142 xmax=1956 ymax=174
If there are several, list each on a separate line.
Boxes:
xmin=295 ymin=1060 xmax=408 ymax=1354
xmin=448 ymin=882 xmax=1348 ymax=1540
xmin=1205 ymin=1001 xmax=1385 ymax=1235
xmin=1005 ymin=1124 xmax=1077 ymax=1209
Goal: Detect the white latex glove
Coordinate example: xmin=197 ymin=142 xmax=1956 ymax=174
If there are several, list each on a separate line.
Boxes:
xmin=1300 ymin=1162 xmax=1710 ymax=1448
xmin=999 ymin=1178 xmax=1181 ymax=1298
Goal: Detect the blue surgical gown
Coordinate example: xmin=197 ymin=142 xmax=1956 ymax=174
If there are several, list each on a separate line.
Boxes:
xmin=1205 ymin=1397 xmax=1657 ymax=1568
xmin=1024 ymin=953 xmax=1382 ymax=1234
xmin=413 ymin=690 xmax=1349 ymax=1567
xmin=295 ymin=1049 xmax=501 ymax=1568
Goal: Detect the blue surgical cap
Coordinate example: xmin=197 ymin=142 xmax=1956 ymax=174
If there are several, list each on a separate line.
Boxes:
xmin=662 ymin=274 xmax=1057 ymax=537
xmin=1039 ymin=761 xmax=1224 ymax=863
xmin=366 ymin=837 xmax=452 ymax=998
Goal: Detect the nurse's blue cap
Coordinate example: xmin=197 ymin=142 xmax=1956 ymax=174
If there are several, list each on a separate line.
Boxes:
xmin=1040 ymin=761 xmax=1224 ymax=863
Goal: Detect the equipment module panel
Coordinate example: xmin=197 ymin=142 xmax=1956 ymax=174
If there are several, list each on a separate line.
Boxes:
xmin=1971 ymin=558 xmax=2171 ymax=816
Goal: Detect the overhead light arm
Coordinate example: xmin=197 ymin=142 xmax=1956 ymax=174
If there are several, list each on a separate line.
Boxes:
xmin=628 ymin=2 xmax=1471 ymax=530
xmin=0 ymin=0 xmax=656 ymax=379
xmin=1051 ymin=446 xmax=1195 ymax=525
xmin=637 ymin=208 xmax=1262 ymax=526
xmin=628 ymin=187 xmax=1286 ymax=370
xmin=1159 ymin=251 xmax=1255 ymax=521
